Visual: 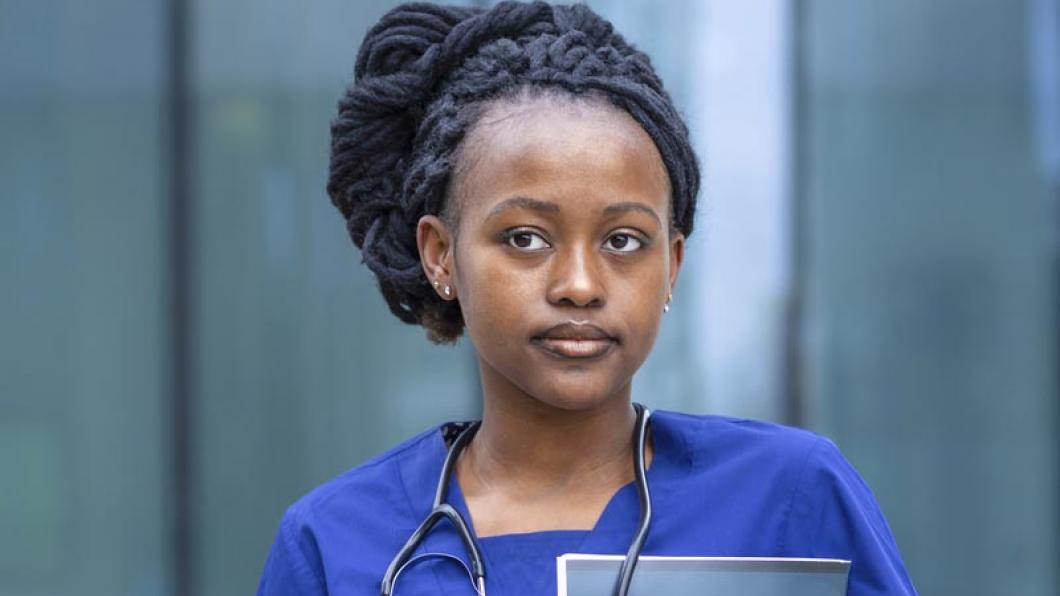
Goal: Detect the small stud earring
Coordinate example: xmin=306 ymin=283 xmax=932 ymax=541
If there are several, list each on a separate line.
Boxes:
xmin=432 ymin=280 xmax=440 ymax=288
xmin=664 ymin=292 xmax=672 ymax=314
xmin=444 ymin=285 xmax=452 ymax=298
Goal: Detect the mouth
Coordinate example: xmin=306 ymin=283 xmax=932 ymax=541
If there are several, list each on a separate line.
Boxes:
xmin=530 ymin=321 xmax=618 ymax=360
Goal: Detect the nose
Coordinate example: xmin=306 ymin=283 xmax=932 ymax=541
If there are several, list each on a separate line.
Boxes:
xmin=546 ymin=242 xmax=606 ymax=309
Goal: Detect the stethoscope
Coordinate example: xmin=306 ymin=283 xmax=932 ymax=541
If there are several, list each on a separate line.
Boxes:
xmin=380 ymin=402 xmax=653 ymax=596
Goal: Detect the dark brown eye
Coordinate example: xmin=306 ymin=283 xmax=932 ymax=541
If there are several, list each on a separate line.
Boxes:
xmin=605 ymin=233 xmax=642 ymax=253
xmin=506 ymin=230 xmax=549 ymax=251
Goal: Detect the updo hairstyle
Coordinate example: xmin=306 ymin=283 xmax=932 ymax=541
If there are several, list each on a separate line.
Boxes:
xmin=327 ymin=1 xmax=700 ymax=343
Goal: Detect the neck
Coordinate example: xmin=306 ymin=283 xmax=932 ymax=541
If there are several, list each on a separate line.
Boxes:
xmin=465 ymin=372 xmax=641 ymax=495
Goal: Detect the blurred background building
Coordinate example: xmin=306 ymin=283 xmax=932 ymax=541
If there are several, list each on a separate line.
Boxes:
xmin=1 ymin=0 xmax=1057 ymax=594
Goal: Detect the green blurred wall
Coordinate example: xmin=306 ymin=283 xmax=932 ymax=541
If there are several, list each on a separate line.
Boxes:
xmin=802 ymin=1 xmax=1058 ymax=594
xmin=0 ymin=2 xmax=169 ymax=594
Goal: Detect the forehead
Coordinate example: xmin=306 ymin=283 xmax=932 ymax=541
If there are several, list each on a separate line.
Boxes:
xmin=452 ymin=95 xmax=671 ymax=222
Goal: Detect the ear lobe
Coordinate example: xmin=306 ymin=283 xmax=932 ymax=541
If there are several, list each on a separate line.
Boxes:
xmin=417 ymin=214 xmax=454 ymax=285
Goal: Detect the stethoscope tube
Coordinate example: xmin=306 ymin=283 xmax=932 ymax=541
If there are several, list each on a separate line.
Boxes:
xmin=380 ymin=403 xmax=651 ymax=596
xmin=614 ymin=402 xmax=652 ymax=595
xmin=380 ymin=418 xmax=485 ymax=596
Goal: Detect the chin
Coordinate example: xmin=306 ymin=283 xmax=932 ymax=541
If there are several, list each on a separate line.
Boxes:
xmin=475 ymin=343 xmax=639 ymax=413
xmin=522 ymin=377 xmax=630 ymax=413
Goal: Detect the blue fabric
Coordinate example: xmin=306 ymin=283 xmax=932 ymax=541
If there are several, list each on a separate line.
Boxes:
xmin=257 ymin=410 xmax=918 ymax=595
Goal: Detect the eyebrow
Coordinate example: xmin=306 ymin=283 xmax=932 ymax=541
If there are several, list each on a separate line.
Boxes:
xmin=486 ymin=196 xmax=662 ymax=227
xmin=603 ymin=201 xmax=662 ymax=227
xmin=486 ymin=196 xmax=560 ymax=221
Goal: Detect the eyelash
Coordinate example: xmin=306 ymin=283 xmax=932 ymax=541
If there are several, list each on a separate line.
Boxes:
xmin=501 ymin=228 xmax=648 ymax=253
xmin=503 ymin=229 xmax=550 ymax=251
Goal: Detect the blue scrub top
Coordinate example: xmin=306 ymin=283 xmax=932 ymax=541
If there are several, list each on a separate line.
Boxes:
xmin=257 ymin=410 xmax=918 ymax=595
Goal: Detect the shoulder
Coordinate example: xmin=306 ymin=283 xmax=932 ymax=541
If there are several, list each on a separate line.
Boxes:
xmin=653 ymin=410 xmax=917 ymax=594
xmin=655 ymin=410 xmax=844 ymax=518
xmin=784 ymin=435 xmax=919 ymax=593
xmin=281 ymin=424 xmax=443 ymax=526
xmin=656 ymin=409 xmax=874 ymax=527
xmin=258 ymin=425 xmax=446 ymax=595
xmin=654 ymin=409 xmax=826 ymax=472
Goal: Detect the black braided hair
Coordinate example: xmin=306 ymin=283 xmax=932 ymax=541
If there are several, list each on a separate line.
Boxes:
xmin=327 ymin=1 xmax=700 ymax=344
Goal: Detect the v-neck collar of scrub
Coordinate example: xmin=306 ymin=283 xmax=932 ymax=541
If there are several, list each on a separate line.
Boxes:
xmin=412 ymin=409 xmax=688 ymax=547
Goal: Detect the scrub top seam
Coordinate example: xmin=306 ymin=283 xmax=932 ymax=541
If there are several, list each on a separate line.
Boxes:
xmin=680 ymin=413 xmax=698 ymax=469
xmin=658 ymin=410 xmax=706 ymax=471
xmin=392 ymin=427 xmax=452 ymax=594
xmin=280 ymin=505 xmax=328 ymax=593
xmin=778 ymin=435 xmax=825 ymax=556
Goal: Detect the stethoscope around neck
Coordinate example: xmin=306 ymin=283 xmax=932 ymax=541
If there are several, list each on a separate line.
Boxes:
xmin=380 ymin=403 xmax=653 ymax=596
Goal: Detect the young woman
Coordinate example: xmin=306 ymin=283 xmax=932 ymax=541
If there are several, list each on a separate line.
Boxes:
xmin=258 ymin=2 xmax=918 ymax=594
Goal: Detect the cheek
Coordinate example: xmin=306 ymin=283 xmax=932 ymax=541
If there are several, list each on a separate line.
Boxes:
xmin=611 ymin=259 xmax=672 ymax=360
xmin=453 ymin=247 xmax=534 ymax=338
xmin=615 ymin=269 xmax=668 ymax=337
xmin=611 ymin=252 xmax=670 ymax=301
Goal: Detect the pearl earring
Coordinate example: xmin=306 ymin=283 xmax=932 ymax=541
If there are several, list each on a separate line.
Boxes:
xmin=432 ymin=279 xmax=452 ymax=298
xmin=664 ymin=292 xmax=672 ymax=313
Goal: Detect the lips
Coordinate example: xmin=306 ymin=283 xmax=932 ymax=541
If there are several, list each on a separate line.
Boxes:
xmin=530 ymin=321 xmax=617 ymax=360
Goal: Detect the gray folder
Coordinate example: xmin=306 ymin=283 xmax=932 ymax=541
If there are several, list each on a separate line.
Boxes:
xmin=557 ymin=554 xmax=850 ymax=596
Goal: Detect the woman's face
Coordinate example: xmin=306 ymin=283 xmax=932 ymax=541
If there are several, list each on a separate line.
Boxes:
xmin=419 ymin=95 xmax=683 ymax=412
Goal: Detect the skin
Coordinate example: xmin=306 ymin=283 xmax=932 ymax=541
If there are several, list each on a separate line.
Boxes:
xmin=416 ymin=93 xmax=684 ymax=537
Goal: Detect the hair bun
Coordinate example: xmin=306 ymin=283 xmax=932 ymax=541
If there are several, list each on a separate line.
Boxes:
xmin=354 ymin=3 xmax=479 ymax=82
xmin=328 ymin=3 xmax=488 ymax=328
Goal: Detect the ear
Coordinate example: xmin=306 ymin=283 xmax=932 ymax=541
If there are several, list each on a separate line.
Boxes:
xmin=668 ymin=231 xmax=685 ymax=295
xmin=417 ymin=215 xmax=457 ymax=299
